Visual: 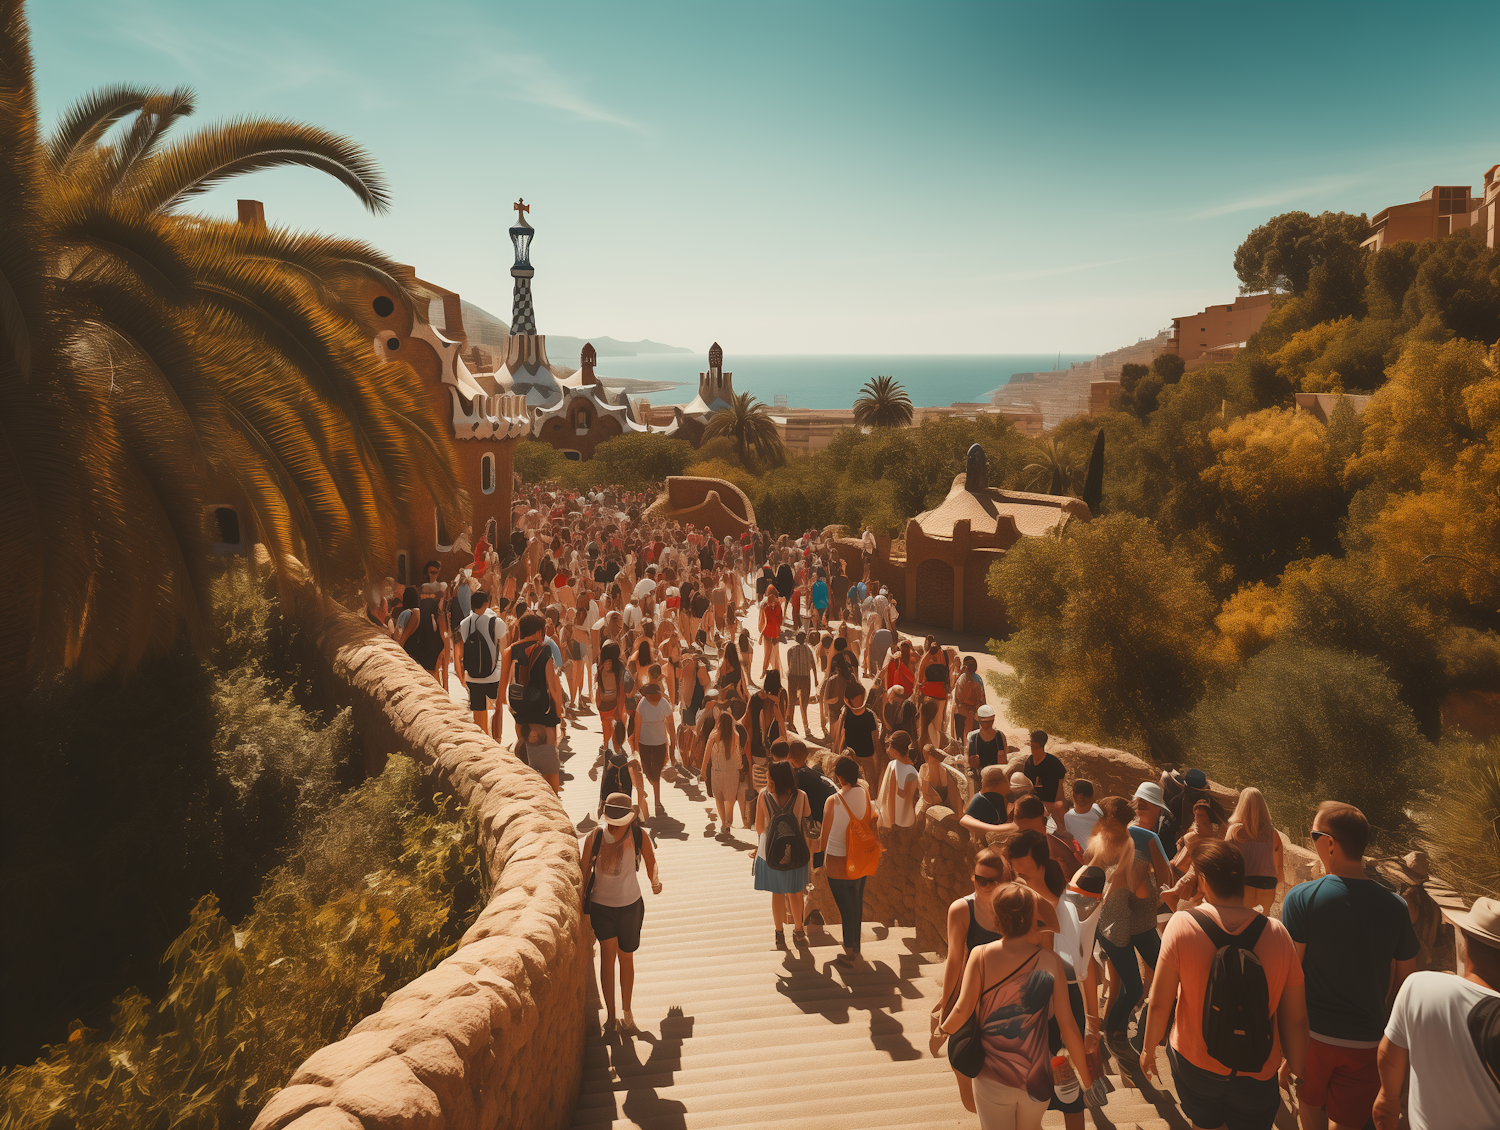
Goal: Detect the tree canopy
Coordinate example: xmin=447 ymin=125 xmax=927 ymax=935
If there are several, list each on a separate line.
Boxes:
xmin=0 ymin=8 xmax=460 ymax=689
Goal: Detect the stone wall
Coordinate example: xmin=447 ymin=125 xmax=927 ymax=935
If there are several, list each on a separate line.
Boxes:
xmin=252 ymin=588 xmax=586 ymax=1130
xmin=862 ymin=741 xmax=1322 ymax=960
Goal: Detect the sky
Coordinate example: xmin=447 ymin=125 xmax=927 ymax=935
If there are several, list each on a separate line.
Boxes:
xmin=26 ymin=0 xmax=1500 ymax=356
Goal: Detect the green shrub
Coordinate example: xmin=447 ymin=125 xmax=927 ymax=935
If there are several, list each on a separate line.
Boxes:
xmin=1186 ymin=638 xmax=1426 ymax=843
xmin=2 ymin=567 xmax=348 ymax=1066
xmin=0 ymin=756 xmax=485 ymax=1130
xmin=1419 ymin=735 xmax=1500 ymax=905
xmin=988 ymin=516 xmax=1217 ymax=758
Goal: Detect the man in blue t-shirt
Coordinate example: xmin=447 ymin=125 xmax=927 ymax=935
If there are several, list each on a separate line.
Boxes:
xmin=1281 ymin=801 xmax=1418 ymax=1130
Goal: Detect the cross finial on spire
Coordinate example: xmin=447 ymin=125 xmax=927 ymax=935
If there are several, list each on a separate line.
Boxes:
xmin=513 ymin=198 xmax=530 ymax=222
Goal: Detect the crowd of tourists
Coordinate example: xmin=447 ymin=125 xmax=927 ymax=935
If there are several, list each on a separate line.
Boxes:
xmin=365 ymin=481 xmax=1499 ymax=1130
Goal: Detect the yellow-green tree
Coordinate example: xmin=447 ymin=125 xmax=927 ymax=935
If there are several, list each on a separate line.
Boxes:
xmin=987 ymin=515 xmax=1217 ymax=758
xmin=1196 ymin=407 xmax=1346 ymax=583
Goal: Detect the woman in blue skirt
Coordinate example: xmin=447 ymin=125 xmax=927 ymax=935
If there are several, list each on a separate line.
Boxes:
xmin=753 ymin=759 xmax=811 ymax=947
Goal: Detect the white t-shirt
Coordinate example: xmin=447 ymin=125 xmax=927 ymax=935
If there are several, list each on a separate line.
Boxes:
xmin=826 ymin=787 xmax=869 ymax=855
xmin=636 ymin=696 xmax=674 ymax=746
xmin=1385 ymin=972 xmax=1500 ymax=1130
xmin=459 ymin=611 xmax=507 ymax=683
xmin=1064 ymin=804 xmax=1104 ymax=848
xmin=890 ymin=761 xmax=919 ymax=828
xmin=623 ymin=603 xmax=642 ymax=630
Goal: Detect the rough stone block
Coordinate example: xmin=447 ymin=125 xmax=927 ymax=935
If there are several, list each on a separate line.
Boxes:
xmin=333 ymin=1056 xmax=443 ymax=1130
xmin=289 ymin=1029 xmax=397 ymax=1087
xmin=250 ymin=1084 xmax=334 ymax=1130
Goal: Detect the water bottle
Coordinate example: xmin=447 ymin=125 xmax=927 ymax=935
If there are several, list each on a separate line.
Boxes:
xmin=1052 ymin=1054 xmax=1081 ymax=1104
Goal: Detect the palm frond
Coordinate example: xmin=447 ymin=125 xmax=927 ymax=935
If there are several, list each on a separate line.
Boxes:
xmin=134 ymin=120 xmax=391 ymax=214
xmin=54 ymin=198 xmax=194 ymax=304
xmin=46 ymin=83 xmax=172 ymax=170
xmin=102 ymin=87 xmax=196 ymax=195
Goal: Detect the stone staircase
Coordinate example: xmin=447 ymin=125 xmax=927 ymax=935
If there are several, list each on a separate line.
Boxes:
xmin=442 ymin=604 xmax=1203 ymax=1130
xmin=547 ymin=732 xmax=1190 ymax=1130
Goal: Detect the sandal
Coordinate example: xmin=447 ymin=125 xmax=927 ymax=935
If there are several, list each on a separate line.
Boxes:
xmin=792 ymin=929 xmax=808 ymax=943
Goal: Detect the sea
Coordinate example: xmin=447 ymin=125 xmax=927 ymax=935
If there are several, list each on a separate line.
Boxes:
xmin=590 ymin=353 xmax=1096 ymax=410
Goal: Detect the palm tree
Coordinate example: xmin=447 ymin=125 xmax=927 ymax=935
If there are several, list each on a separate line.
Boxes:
xmin=703 ymin=392 xmax=785 ymax=468
xmin=0 ymin=4 xmax=461 ymax=688
xmin=852 ymin=375 xmax=914 ymax=428
xmin=1023 ymin=438 xmax=1076 ymax=496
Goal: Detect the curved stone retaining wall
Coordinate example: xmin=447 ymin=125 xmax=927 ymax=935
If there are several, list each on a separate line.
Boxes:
xmin=252 ymin=588 xmax=585 ymax=1130
xmin=809 ymin=740 xmax=1320 ymax=955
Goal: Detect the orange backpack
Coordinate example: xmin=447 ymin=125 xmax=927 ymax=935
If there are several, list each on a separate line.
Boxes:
xmin=837 ymin=790 xmax=883 ymax=879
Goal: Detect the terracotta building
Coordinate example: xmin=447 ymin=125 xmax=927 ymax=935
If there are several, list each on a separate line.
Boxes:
xmin=1167 ymin=292 xmax=1273 ymax=369
xmin=216 ymin=201 xmax=527 ymax=587
xmin=1362 ymin=165 xmax=1499 ymax=252
xmin=831 ymin=445 xmax=1091 ymax=638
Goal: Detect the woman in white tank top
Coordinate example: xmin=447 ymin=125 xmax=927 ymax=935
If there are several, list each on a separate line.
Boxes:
xmin=818 ymin=755 xmax=873 ymax=965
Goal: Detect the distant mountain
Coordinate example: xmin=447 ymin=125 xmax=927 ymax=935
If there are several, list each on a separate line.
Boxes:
xmin=446 ymin=299 xmax=691 ymax=361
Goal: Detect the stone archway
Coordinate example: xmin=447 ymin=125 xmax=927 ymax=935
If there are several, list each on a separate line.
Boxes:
xmin=914 ymin=558 xmax=955 ymax=629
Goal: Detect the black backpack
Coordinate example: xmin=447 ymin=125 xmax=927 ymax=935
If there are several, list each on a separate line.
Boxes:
xmin=404 ymin=598 xmax=442 ymax=671
xmin=507 ymin=642 xmax=552 ymax=723
xmin=600 ymin=752 xmax=634 ymax=811
xmin=763 ymin=788 xmax=810 ymax=871
xmin=1190 ymin=909 xmax=1273 ymax=1074
xmin=463 ymin=615 xmax=497 ymax=678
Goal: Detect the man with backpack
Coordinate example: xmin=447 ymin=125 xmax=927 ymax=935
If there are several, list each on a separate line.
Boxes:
xmin=460 ymin=590 xmax=507 ymax=740
xmin=1139 ymin=838 xmax=1308 ymax=1130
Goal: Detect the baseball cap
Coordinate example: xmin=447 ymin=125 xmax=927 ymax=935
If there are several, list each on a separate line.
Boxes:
xmin=1185 ymin=768 xmax=1208 ymax=789
xmin=1009 ymin=772 xmax=1032 ymax=792
xmin=976 ymin=705 xmax=996 ymax=720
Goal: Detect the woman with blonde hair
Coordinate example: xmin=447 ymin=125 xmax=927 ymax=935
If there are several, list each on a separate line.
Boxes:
xmin=1226 ymin=786 xmax=1283 ymax=913
xmin=938 ymin=882 xmax=1093 ymax=1130
xmin=1088 ymin=796 xmax=1158 ymax=1053
xmin=703 ymin=711 xmax=747 ymax=830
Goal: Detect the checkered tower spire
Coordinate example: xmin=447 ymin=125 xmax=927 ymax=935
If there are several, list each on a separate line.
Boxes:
xmin=509 ymin=198 xmax=536 ymax=334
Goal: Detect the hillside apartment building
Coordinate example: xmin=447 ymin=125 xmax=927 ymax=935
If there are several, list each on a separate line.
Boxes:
xmin=1361 ymin=165 xmax=1500 ymax=252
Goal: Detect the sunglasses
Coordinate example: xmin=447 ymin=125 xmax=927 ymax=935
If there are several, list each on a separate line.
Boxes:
xmin=973 ymin=872 xmax=1003 ymax=888
xmin=603 ymin=805 xmax=633 ymax=822
xmin=1309 ymin=830 xmax=1331 ymax=845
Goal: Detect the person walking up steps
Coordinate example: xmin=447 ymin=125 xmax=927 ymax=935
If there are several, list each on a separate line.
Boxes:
xmin=1374 ymin=896 xmax=1500 ymax=1130
xmin=817 ymin=755 xmax=879 ymax=966
xmin=753 ymin=760 xmax=811 ymax=947
xmin=938 ymin=882 xmax=1094 ymax=1130
xmin=1226 ymin=786 xmax=1283 ymax=915
xmin=1282 ymin=801 xmax=1418 ymax=1130
xmin=580 ymin=793 xmax=663 ymax=1036
xmin=933 ymin=846 xmax=1009 ymax=1114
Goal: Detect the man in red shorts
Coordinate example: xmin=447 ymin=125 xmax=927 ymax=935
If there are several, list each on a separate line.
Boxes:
xmin=1281 ymin=802 xmax=1418 ymax=1130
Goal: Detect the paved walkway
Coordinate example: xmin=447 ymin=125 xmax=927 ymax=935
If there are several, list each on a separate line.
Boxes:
xmin=443 ymin=613 xmax=1197 ymax=1130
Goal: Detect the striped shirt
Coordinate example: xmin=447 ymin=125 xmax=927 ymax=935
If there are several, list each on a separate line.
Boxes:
xmin=786 ymin=643 xmax=816 ymax=678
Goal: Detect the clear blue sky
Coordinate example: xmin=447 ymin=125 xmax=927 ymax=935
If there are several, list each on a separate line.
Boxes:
xmin=26 ymin=0 xmax=1499 ymax=355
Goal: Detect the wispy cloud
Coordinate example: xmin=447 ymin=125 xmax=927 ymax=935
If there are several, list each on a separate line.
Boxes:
xmin=1191 ymin=174 xmax=1367 ymax=219
xmin=114 ymin=7 xmax=389 ymax=107
xmin=461 ymin=45 xmax=645 ymax=133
